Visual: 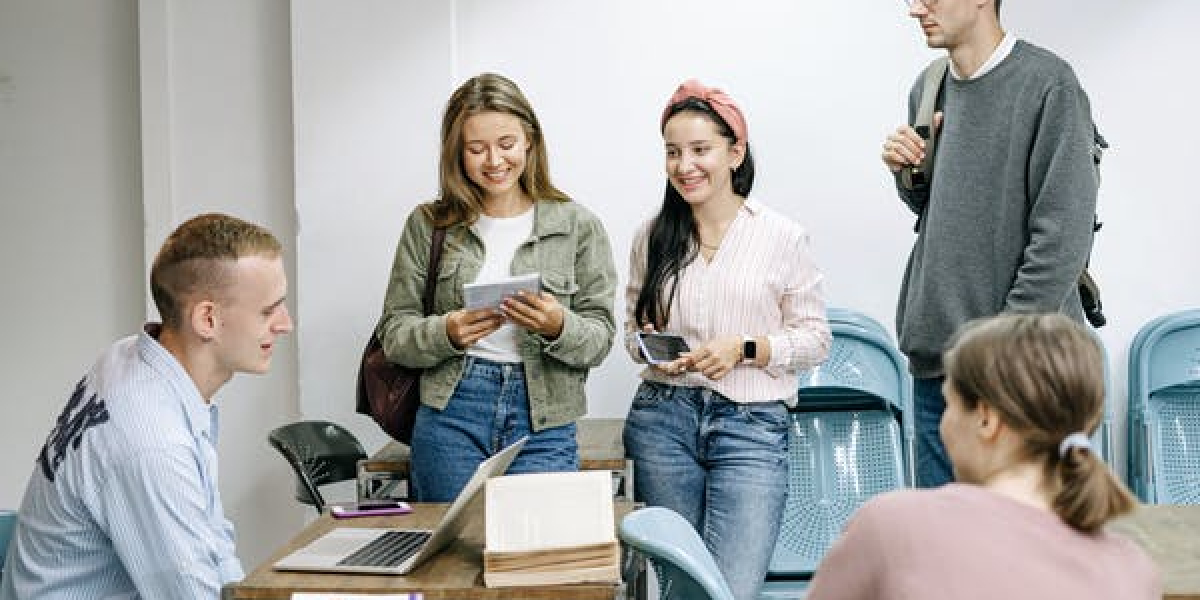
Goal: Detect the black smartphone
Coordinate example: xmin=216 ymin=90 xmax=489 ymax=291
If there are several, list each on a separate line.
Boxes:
xmin=636 ymin=332 xmax=691 ymax=364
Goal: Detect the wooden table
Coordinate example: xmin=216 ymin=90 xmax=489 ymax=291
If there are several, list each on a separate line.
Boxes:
xmin=1109 ymin=504 xmax=1200 ymax=599
xmin=225 ymin=501 xmax=643 ymax=599
xmin=359 ymin=418 xmax=632 ymax=500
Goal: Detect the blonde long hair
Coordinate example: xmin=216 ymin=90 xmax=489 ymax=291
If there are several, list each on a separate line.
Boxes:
xmin=430 ymin=73 xmax=567 ymax=227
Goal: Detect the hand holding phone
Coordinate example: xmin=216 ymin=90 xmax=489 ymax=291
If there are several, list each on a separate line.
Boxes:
xmin=636 ymin=332 xmax=691 ymax=365
xmin=330 ymin=501 xmax=413 ymax=519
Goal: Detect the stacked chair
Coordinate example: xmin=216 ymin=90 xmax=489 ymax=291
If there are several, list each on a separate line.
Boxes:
xmin=1093 ymin=338 xmax=1116 ymax=466
xmin=1 ymin=509 xmax=15 ymax=574
xmin=1127 ymin=309 xmax=1200 ymax=503
xmin=760 ymin=308 xmax=912 ymax=598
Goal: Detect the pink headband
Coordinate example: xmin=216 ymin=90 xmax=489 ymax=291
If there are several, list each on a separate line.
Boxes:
xmin=660 ymin=79 xmax=748 ymax=144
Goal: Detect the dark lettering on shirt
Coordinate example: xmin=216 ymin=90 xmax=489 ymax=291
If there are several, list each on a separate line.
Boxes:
xmin=38 ymin=377 xmax=111 ymax=482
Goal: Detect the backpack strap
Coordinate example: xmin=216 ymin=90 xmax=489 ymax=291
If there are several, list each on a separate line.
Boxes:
xmin=900 ymin=57 xmax=949 ymax=192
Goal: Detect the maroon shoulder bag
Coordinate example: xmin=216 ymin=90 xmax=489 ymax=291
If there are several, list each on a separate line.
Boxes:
xmin=355 ymin=228 xmax=447 ymax=444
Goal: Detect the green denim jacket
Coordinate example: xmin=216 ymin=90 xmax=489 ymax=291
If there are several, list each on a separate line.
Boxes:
xmin=376 ymin=199 xmax=617 ymax=431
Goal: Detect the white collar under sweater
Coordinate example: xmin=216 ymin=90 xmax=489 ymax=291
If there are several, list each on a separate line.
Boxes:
xmin=950 ymin=32 xmax=1017 ymax=81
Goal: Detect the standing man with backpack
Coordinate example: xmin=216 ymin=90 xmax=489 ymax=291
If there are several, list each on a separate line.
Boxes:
xmin=882 ymin=0 xmax=1100 ymax=488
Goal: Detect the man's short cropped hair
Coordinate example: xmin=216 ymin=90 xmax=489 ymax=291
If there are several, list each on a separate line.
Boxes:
xmin=150 ymin=213 xmax=282 ymax=328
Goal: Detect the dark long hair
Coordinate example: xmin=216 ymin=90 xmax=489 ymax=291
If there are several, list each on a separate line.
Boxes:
xmin=634 ymin=97 xmax=755 ymax=329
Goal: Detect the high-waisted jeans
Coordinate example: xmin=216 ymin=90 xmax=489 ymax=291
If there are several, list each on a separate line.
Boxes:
xmin=623 ymin=381 xmax=789 ymax=600
xmin=410 ymin=355 xmax=579 ymax=502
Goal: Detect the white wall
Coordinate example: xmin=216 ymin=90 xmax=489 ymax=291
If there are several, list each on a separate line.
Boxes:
xmin=136 ymin=0 xmax=309 ymax=566
xmin=291 ymin=0 xmax=1200 ymax=473
xmin=0 ymin=0 xmax=143 ymax=509
xmin=291 ymin=0 xmax=927 ymax=456
xmin=2 ymin=0 xmax=1198 ymax=577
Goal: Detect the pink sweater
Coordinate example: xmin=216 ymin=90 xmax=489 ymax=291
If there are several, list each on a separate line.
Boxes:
xmin=808 ymin=484 xmax=1161 ymax=600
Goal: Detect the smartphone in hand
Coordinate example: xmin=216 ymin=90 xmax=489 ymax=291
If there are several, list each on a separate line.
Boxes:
xmin=636 ymin=332 xmax=691 ymax=364
xmin=330 ymin=500 xmax=413 ymax=519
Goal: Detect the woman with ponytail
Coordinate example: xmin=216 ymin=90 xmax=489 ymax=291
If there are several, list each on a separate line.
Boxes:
xmin=808 ymin=313 xmax=1159 ymax=599
xmin=622 ymin=79 xmax=831 ymax=600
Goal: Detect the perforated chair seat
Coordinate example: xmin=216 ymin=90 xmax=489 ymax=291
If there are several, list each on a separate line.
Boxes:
xmin=1147 ymin=387 xmax=1200 ymax=504
xmin=769 ymin=409 xmax=905 ymax=577
xmin=1127 ymin=310 xmax=1200 ymax=503
xmin=764 ymin=310 xmax=910 ymax=598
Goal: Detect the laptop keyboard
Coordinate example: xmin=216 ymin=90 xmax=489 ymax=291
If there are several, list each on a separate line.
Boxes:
xmin=338 ymin=530 xmax=433 ymax=568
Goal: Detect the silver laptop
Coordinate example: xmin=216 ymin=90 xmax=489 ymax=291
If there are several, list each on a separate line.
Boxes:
xmin=273 ymin=436 xmax=528 ymax=575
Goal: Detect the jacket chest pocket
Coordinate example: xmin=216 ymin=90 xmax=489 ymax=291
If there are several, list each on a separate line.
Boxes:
xmin=432 ymin=259 xmax=463 ymax=314
xmin=542 ymin=269 xmax=579 ymax=305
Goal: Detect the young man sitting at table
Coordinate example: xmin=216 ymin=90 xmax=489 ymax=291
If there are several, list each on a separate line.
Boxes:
xmin=1 ymin=213 xmax=294 ymax=599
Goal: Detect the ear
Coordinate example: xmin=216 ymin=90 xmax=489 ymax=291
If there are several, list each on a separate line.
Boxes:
xmin=976 ymin=401 xmax=1002 ymax=443
xmin=190 ymin=299 xmax=219 ymax=342
xmin=729 ymin=141 xmax=746 ymax=171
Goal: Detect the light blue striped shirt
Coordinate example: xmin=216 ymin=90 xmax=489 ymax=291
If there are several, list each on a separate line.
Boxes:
xmin=0 ymin=327 xmax=243 ymax=599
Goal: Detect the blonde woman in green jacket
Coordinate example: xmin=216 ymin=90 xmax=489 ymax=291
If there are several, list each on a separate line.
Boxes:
xmin=376 ymin=73 xmax=618 ymax=502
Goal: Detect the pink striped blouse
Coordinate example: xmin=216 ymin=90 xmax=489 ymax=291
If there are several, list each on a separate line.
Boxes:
xmin=624 ymin=198 xmax=831 ymax=404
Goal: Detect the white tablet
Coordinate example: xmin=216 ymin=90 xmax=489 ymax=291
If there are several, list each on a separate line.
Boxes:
xmin=463 ymin=273 xmax=542 ymax=311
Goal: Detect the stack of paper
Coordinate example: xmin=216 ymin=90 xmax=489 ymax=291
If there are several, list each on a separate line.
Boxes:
xmin=483 ymin=470 xmax=620 ymax=588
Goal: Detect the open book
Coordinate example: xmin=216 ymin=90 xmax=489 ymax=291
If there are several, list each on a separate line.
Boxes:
xmin=483 ymin=470 xmax=620 ymax=588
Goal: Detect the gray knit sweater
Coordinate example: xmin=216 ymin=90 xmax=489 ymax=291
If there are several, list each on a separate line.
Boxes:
xmin=895 ymin=40 xmax=1098 ymax=378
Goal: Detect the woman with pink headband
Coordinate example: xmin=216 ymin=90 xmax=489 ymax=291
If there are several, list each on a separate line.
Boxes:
xmin=808 ymin=313 xmax=1159 ymax=600
xmin=622 ymin=79 xmax=832 ymax=599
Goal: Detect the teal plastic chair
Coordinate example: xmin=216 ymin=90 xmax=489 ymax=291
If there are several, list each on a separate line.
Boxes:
xmin=764 ymin=312 xmax=911 ymax=597
xmin=1093 ymin=336 xmax=1115 ymax=466
xmin=619 ymin=507 xmax=735 ymax=600
xmin=1127 ymin=309 xmax=1200 ymax=503
xmin=826 ymin=307 xmax=890 ymax=342
xmin=1 ymin=509 xmax=16 ymax=574
xmin=268 ymin=421 xmax=368 ymax=513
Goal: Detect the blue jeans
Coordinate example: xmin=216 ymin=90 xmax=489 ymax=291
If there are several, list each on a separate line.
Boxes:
xmin=914 ymin=376 xmax=954 ymax=487
xmin=410 ymin=355 xmax=579 ymax=502
xmin=623 ymin=381 xmax=788 ymax=600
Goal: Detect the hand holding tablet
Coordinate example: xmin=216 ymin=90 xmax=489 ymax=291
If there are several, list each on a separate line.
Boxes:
xmin=463 ymin=273 xmax=542 ymax=311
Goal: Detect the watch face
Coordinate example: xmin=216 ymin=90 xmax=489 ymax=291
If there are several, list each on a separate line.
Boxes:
xmin=743 ymin=339 xmax=756 ymax=360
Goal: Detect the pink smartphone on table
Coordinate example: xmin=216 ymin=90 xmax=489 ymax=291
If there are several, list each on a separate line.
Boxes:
xmin=329 ymin=500 xmax=413 ymax=519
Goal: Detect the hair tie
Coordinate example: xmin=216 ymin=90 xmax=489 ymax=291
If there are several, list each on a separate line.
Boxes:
xmin=660 ymin=79 xmax=748 ymax=144
xmin=1058 ymin=432 xmax=1092 ymax=459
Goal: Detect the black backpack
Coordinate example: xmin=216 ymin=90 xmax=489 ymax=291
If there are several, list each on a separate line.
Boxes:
xmin=900 ymin=58 xmax=1107 ymax=328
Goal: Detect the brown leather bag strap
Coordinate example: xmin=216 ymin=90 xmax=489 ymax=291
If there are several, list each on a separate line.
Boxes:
xmin=422 ymin=228 xmax=447 ymax=316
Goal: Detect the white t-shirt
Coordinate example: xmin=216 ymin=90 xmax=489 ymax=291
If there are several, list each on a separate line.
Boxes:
xmin=467 ymin=208 xmax=535 ymax=363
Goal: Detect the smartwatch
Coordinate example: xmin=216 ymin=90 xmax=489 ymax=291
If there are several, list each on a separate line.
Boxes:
xmin=742 ymin=336 xmax=757 ymax=364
